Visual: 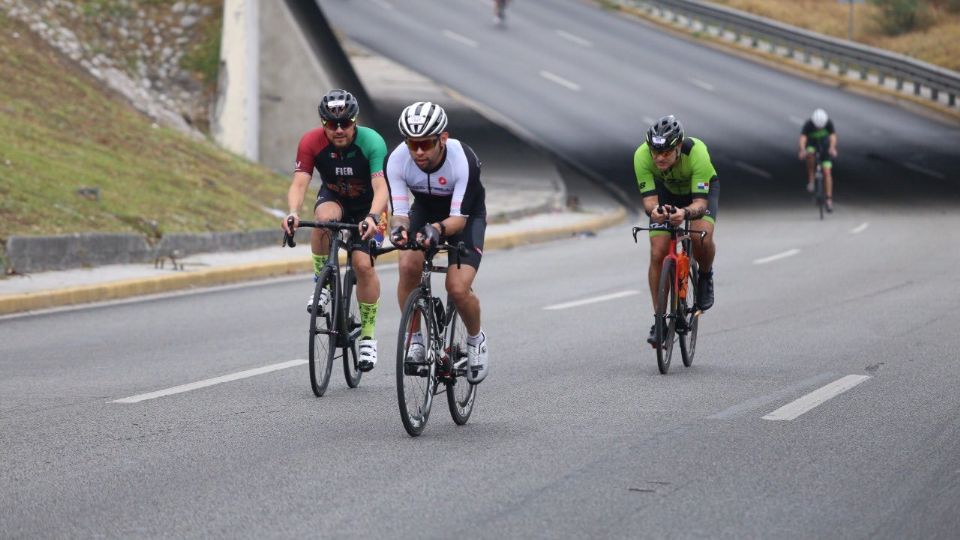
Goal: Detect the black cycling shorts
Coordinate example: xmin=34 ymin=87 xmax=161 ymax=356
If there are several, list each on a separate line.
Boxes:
xmin=315 ymin=186 xmax=377 ymax=255
xmin=648 ymin=178 xmax=720 ymax=234
xmin=408 ymin=202 xmax=486 ymax=269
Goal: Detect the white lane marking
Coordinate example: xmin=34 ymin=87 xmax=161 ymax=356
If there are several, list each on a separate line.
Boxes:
xmin=734 ymin=160 xmax=773 ymax=179
xmin=708 ymin=372 xmax=837 ymax=419
xmin=544 ymin=290 xmax=639 ymax=310
xmin=112 ymin=359 xmax=307 ymax=403
xmin=555 ymin=29 xmax=593 ymax=47
xmin=443 ymin=29 xmax=478 ymax=48
xmin=753 ymin=248 xmax=800 ymax=265
xmin=850 ymin=222 xmax=870 ymax=234
xmin=902 ymin=162 xmax=945 ymax=179
xmin=762 ymin=375 xmax=871 ymax=421
xmin=539 ymin=70 xmax=581 ymax=91
xmin=370 ymin=0 xmax=393 ymax=10
xmin=788 ymin=115 xmax=805 ymax=126
xmin=689 ymin=78 xmax=715 ymax=92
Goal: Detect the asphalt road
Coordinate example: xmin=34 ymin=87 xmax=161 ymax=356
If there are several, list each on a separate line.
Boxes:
xmin=3 ymin=1 xmax=960 ymax=538
xmin=3 ymin=203 xmax=960 ymax=538
xmin=320 ymin=0 xmax=960 ymax=207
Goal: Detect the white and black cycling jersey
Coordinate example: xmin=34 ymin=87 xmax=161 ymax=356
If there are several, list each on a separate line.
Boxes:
xmin=385 ymin=138 xmax=485 ymax=219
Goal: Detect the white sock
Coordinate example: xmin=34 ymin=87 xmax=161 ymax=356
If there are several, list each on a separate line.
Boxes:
xmin=408 ymin=332 xmax=423 ymax=345
xmin=467 ymin=330 xmax=485 ymax=346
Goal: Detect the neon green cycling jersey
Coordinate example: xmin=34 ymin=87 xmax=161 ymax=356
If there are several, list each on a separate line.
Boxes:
xmin=633 ymin=137 xmax=717 ymax=199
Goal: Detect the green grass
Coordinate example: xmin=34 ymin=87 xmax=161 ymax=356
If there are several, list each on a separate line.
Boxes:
xmin=0 ymin=12 xmax=289 ymax=243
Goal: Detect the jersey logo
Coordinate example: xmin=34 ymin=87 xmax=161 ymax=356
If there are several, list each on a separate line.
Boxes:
xmin=335 ymin=166 xmax=355 ymax=176
xmin=330 ymin=152 xmax=337 ymax=159
xmin=438 ymin=176 xmax=448 ymax=185
xmin=347 ymin=151 xmax=357 ymax=158
xmin=696 ymin=182 xmax=708 ymax=191
xmin=296 ymin=160 xmax=302 ymax=169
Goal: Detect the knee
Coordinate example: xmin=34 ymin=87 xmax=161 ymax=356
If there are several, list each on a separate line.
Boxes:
xmin=354 ymin=262 xmax=376 ymax=282
xmin=446 ymin=282 xmax=471 ymax=305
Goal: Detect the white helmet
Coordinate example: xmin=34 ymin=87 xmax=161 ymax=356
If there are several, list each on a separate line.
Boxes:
xmin=398 ymin=102 xmax=448 ymax=138
xmin=811 ymin=108 xmax=829 ymax=129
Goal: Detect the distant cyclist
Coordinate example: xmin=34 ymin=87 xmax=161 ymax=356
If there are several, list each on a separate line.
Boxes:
xmin=493 ymin=0 xmax=509 ymax=24
xmin=386 ymin=102 xmax=490 ymax=384
xmin=282 ymin=89 xmax=389 ymax=371
xmin=634 ymin=115 xmax=719 ymax=347
xmin=798 ymin=108 xmax=838 ymax=212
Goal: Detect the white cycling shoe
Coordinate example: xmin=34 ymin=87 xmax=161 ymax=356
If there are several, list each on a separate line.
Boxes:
xmin=307 ymin=287 xmax=331 ymax=314
xmin=467 ymin=333 xmax=489 ymax=384
xmin=358 ymin=338 xmax=377 ymax=372
xmin=404 ymin=342 xmax=427 ymax=376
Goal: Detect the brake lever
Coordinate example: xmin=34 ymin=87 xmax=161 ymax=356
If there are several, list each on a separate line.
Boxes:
xmin=282 ymin=216 xmax=297 ymax=248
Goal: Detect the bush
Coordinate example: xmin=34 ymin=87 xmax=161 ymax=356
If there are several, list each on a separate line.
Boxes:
xmin=870 ymin=0 xmax=934 ymax=35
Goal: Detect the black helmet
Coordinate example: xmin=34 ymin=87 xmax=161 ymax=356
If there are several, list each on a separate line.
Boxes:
xmin=318 ymin=89 xmax=359 ymax=122
xmin=646 ymin=115 xmax=684 ymax=152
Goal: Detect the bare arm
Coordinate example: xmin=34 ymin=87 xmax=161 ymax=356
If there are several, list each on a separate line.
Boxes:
xmin=283 ymin=171 xmax=312 ymax=233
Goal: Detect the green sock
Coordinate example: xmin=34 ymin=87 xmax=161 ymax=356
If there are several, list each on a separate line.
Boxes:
xmin=359 ymin=301 xmax=379 ymax=339
xmin=312 ymin=254 xmax=328 ymax=276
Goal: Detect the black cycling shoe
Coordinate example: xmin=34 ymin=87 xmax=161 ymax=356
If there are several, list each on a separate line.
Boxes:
xmin=697 ymin=271 xmax=714 ymax=311
xmin=646 ymin=324 xmax=659 ymax=348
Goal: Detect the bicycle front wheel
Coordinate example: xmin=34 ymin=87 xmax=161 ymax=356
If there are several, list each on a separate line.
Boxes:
xmin=341 ymin=268 xmax=362 ymax=388
xmin=396 ymin=290 xmax=436 ymax=436
xmin=308 ymin=268 xmax=339 ymax=397
xmin=655 ymin=258 xmax=678 ymax=374
xmin=445 ymin=301 xmax=476 ymax=425
xmin=815 ymin=170 xmax=825 ymax=220
xmin=679 ymin=261 xmax=699 ymax=368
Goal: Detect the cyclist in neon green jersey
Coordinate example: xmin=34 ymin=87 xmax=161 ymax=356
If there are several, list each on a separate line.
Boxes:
xmin=634 ymin=115 xmax=719 ymax=347
xmin=798 ymin=108 xmax=838 ymax=212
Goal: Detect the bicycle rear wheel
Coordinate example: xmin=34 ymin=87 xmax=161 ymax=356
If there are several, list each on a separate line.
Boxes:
xmin=309 ymin=268 xmax=338 ymax=397
xmin=445 ymin=301 xmax=477 ymax=425
xmin=680 ymin=261 xmax=699 ymax=368
xmin=396 ymin=290 xmax=436 ymax=436
xmin=655 ymin=258 xmax=678 ymax=374
xmin=341 ymin=268 xmax=362 ymax=388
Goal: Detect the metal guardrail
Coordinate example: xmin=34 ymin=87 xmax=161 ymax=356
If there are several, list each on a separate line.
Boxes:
xmin=614 ymin=0 xmax=960 ymax=108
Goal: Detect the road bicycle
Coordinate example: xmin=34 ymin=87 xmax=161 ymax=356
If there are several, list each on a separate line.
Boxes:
xmin=633 ymin=208 xmax=706 ymax=374
xmin=283 ymin=218 xmax=382 ymax=396
xmin=394 ymin=239 xmax=476 ymax=437
xmin=813 ymin=149 xmax=826 ymax=220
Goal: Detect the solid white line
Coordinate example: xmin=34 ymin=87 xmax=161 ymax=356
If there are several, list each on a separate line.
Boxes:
xmin=112 ymin=359 xmax=307 ymax=403
xmin=734 ymin=160 xmax=773 ymax=179
xmin=753 ymin=249 xmax=800 ymax=265
xmin=539 ymin=70 xmax=581 ymax=91
xmin=544 ymin=290 xmax=639 ymax=311
xmin=443 ymin=29 xmax=478 ymax=48
xmin=555 ymin=29 xmax=593 ymax=47
xmin=762 ymin=375 xmax=871 ymax=421
xmin=689 ymin=78 xmax=715 ymax=92
xmin=902 ymin=161 xmax=945 ymax=179
xmin=850 ymin=222 xmax=870 ymax=234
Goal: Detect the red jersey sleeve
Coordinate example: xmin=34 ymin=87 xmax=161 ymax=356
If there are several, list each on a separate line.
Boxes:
xmin=294 ymin=128 xmax=328 ymax=174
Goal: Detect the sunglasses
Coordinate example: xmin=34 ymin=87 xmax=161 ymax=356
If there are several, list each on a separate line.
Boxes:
xmin=405 ymin=137 xmax=440 ymax=152
xmin=649 ymin=146 xmax=676 ymax=157
xmin=323 ymin=118 xmax=356 ymax=131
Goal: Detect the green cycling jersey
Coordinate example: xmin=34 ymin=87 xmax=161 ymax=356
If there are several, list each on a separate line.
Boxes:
xmin=634 ymin=137 xmax=717 ymax=199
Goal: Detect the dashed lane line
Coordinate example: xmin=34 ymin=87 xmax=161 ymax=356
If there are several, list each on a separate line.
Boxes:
xmin=544 ymin=290 xmax=640 ymax=310
xmin=112 ymin=359 xmax=307 ymax=403
xmin=555 ymin=29 xmax=593 ymax=47
xmin=443 ymin=29 xmax=478 ymax=48
xmin=762 ymin=375 xmax=871 ymax=421
xmin=539 ymin=70 xmax=581 ymax=91
xmin=851 ymin=222 xmax=870 ymax=234
xmin=753 ymin=249 xmax=800 ymax=265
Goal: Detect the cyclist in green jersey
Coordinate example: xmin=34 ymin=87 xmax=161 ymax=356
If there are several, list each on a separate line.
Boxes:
xmin=634 ymin=115 xmax=719 ymax=347
xmin=798 ymin=108 xmax=838 ymax=212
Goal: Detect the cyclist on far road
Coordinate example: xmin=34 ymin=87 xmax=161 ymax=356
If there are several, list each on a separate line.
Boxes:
xmin=386 ymin=102 xmax=490 ymax=384
xmin=282 ymin=89 xmax=389 ymax=372
xmin=798 ymin=108 xmax=838 ymax=212
xmin=634 ymin=115 xmax=719 ymax=347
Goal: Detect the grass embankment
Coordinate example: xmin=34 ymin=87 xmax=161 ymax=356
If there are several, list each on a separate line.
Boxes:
xmin=0 ymin=11 xmax=288 ymax=244
xmin=709 ymin=0 xmax=960 ymax=71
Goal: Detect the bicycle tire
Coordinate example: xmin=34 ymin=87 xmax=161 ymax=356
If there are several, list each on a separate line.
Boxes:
xmin=396 ymin=290 xmax=436 ymax=436
xmin=655 ymin=258 xmax=677 ymax=374
xmin=815 ymin=167 xmax=825 ymax=220
xmin=680 ymin=261 xmax=699 ymax=368
xmin=308 ymin=268 xmax=338 ymax=397
xmin=341 ymin=268 xmax=362 ymax=388
xmin=445 ymin=301 xmax=477 ymax=425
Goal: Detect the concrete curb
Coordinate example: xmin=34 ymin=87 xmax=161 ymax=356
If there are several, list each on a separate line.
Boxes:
xmin=0 ymin=207 xmax=626 ymax=316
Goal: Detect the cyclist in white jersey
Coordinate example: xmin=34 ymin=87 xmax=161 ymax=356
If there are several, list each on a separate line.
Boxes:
xmin=386 ymin=102 xmax=490 ymax=384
